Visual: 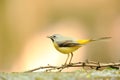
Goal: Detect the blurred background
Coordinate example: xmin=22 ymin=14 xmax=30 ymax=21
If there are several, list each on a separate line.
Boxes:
xmin=0 ymin=0 xmax=120 ymax=72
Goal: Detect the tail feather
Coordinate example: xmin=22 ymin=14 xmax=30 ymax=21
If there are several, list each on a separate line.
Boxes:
xmin=91 ymin=37 xmax=112 ymax=41
xmin=77 ymin=37 xmax=111 ymax=45
xmin=77 ymin=40 xmax=92 ymax=45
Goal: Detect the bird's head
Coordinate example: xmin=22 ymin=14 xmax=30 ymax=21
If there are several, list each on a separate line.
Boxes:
xmin=47 ymin=34 xmax=62 ymax=42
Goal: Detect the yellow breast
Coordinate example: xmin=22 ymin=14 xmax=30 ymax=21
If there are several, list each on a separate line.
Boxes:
xmin=53 ymin=42 xmax=80 ymax=54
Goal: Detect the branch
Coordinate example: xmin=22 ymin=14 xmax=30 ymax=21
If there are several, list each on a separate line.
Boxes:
xmin=24 ymin=61 xmax=120 ymax=72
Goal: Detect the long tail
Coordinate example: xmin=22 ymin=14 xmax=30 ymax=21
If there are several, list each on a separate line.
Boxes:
xmin=77 ymin=37 xmax=111 ymax=45
xmin=91 ymin=37 xmax=112 ymax=41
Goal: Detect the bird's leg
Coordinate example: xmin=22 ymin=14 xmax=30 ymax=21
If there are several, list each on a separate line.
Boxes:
xmin=69 ymin=52 xmax=73 ymax=64
xmin=64 ymin=54 xmax=69 ymax=65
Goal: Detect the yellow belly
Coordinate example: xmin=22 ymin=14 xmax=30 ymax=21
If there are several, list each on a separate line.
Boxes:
xmin=54 ymin=43 xmax=80 ymax=54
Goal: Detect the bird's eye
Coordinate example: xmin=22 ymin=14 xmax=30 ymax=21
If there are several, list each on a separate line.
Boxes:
xmin=53 ymin=35 xmax=56 ymax=38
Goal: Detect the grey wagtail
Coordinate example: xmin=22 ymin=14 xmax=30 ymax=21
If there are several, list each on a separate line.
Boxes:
xmin=48 ymin=34 xmax=111 ymax=64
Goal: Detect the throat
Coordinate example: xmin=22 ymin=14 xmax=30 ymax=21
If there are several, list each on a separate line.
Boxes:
xmin=51 ymin=38 xmax=54 ymax=42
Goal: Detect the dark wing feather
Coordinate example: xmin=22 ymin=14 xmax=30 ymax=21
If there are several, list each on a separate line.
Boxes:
xmin=58 ymin=40 xmax=80 ymax=47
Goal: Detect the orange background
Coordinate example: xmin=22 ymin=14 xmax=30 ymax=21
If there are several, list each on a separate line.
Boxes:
xmin=0 ymin=0 xmax=120 ymax=72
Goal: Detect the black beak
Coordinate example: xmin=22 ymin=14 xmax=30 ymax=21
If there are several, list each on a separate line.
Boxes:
xmin=47 ymin=36 xmax=52 ymax=38
xmin=47 ymin=36 xmax=54 ymax=42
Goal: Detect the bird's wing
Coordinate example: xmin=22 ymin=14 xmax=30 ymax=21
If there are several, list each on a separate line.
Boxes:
xmin=57 ymin=40 xmax=81 ymax=47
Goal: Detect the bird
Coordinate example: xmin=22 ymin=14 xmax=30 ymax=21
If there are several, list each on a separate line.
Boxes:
xmin=47 ymin=34 xmax=111 ymax=65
